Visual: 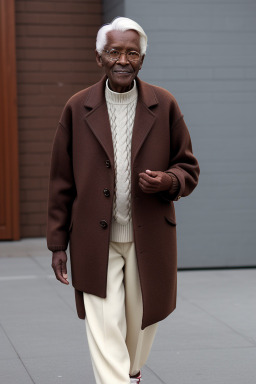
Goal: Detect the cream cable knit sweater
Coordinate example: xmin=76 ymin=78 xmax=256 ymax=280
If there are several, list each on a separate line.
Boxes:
xmin=105 ymin=80 xmax=137 ymax=242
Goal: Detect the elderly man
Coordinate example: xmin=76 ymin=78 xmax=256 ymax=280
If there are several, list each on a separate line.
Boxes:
xmin=47 ymin=17 xmax=199 ymax=384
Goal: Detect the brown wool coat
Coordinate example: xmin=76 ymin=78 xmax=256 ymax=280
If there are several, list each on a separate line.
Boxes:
xmin=47 ymin=75 xmax=200 ymax=329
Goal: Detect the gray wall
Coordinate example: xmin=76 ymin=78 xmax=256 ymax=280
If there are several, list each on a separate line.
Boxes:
xmin=103 ymin=0 xmax=256 ymax=268
xmin=103 ymin=0 xmax=124 ymax=23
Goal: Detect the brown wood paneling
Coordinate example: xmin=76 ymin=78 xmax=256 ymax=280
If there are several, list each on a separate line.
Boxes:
xmin=18 ymin=83 xmax=89 ymax=97
xmin=18 ymin=106 xmax=63 ymax=118
xmin=15 ymin=0 xmax=103 ymax=238
xmin=18 ymin=95 xmax=64 ymax=107
xmin=19 ymin=142 xmax=52 ymax=153
xmin=16 ymin=36 xmax=96 ymax=49
xmin=16 ymin=49 xmax=96 ymax=61
xmin=18 ymin=118 xmax=57 ymax=129
xmin=0 ymin=0 xmax=20 ymax=240
xmin=18 ymin=61 xmax=99 ymax=73
xmin=16 ymin=1 xmax=101 ymax=14
xmin=16 ymin=0 xmax=101 ymax=4
xmin=16 ymin=13 xmax=101 ymax=25
xmin=17 ymin=72 xmax=100 ymax=85
xmin=19 ymin=129 xmax=56 ymax=142
xmin=20 ymin=179 xmax=45 ymax=190
xmin=16 ymin=25 xmax=99 ymax=37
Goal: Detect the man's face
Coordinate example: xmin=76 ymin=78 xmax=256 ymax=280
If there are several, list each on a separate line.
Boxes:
xmin=96 ymin=29 xmax=144 ymax=93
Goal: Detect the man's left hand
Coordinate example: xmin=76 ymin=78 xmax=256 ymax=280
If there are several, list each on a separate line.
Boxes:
xmin=139 ymin=170 xmax=172 ymax=193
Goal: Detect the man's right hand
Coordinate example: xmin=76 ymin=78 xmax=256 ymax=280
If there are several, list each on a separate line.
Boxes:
xmin=51 ymin=251 xmax=69 ymax=285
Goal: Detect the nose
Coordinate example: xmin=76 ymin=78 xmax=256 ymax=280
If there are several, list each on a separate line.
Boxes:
xmin=117 ymin=52 xmax=129 ymax=65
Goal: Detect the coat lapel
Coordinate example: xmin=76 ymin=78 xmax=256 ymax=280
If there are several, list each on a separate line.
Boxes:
xmin=84 ymin=76 xmax=114 ymax=164
xmin=131 ymin=78 xmax=158 ymax=167
xmin=83 ymin=76 xmax=158 ymax=167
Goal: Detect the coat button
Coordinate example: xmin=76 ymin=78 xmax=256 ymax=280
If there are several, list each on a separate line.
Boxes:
xmin=105 ymin=160 xmax=111 ymax=168
xmin=100 ymin=220 xmax=108 ymax=229
xmin=103 ymin=188 xmax=110 ymax=197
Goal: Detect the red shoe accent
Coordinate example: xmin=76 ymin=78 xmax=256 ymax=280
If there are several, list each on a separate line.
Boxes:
xmin=130 ymin=371 xmax=142 ymax=383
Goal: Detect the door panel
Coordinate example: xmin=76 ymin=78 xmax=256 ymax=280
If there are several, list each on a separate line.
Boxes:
xmin=0 ymin=0 xmax=20 ymax=239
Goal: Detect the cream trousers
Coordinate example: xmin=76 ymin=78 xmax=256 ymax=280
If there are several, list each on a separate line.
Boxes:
xmin=83 ymin=241 xmax=158 ymax=384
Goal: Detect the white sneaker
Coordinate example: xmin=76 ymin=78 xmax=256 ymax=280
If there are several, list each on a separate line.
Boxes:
xmin=130 ymin=372 xmax=142 ymax=383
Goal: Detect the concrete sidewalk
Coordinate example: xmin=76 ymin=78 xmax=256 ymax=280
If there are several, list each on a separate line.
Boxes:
xmin=0 ymin=238 xmax=255 ymax=384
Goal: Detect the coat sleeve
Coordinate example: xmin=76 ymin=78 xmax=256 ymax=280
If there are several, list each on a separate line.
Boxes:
xmin=160 ymin=104 xmax=200 ymax=202
xmin=46 ymin=116 xmax=76 ymax=252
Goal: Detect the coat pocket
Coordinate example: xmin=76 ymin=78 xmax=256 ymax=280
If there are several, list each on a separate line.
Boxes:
xmin=164 ymin=216 xmax=177 ymax=226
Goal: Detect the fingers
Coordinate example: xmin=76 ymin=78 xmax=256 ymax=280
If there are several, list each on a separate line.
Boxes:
xmin=139 ymin=170 xmax=172 ymax=193
xmin=139 ymin=171 xmax=159 ymax=185
xmin=62 ymin=261 xmax=68 ymax=276
xmin=139 ymin=174 xmax=158 ymax=193
xmin=139 ymin=178 xmax=157 ymax=192
xmin=139 ymin=171 xmax=161 ymax=193
xmin=51 ymin=252 xmax=69 ymax=285
xmin=53 ymin=263 xmax=69 ymax=285
xmin=145 ymin=169 xmax=158 ymax=177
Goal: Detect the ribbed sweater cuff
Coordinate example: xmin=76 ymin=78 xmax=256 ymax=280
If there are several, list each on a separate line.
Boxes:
xmin=110 ymin=220 xmax=134 ymax=242
xmin=168 ymin=173 xmax=180 ymax=194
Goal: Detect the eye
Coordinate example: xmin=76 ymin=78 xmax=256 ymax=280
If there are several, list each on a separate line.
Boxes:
xmin=109 ymin=49 xmax=120 ymax=59
xmin=127 ymin=51 xmax=140 ymax=59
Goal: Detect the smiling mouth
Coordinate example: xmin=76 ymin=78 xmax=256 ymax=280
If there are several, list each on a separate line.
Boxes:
xmin=114 ymin=71 xmax=132 ymax=74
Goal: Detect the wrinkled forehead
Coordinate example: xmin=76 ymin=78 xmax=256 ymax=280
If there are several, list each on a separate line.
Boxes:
xmin=105 ymin=29 xmax=141 ymax=51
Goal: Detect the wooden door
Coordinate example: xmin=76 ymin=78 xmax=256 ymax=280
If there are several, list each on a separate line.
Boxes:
xmin=0 ymin=0 xmax=20 ymax=239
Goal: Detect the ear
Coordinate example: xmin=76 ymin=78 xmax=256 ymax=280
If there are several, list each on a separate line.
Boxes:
xmin=95 ymin=50 xmax=103 ymax=68
xmin=138 ymin=54 xmax=145 ymax=70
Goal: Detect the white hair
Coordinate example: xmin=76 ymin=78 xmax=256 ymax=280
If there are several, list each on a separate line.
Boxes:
xmin=96 ymin=17 xmax=148 ymax=55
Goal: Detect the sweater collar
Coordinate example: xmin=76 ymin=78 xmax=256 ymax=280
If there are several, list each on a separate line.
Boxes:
xmin=84 ymin=75 xmax=158 ymax=109
xmin=105 ymin=79 xmax=138 ymax=104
